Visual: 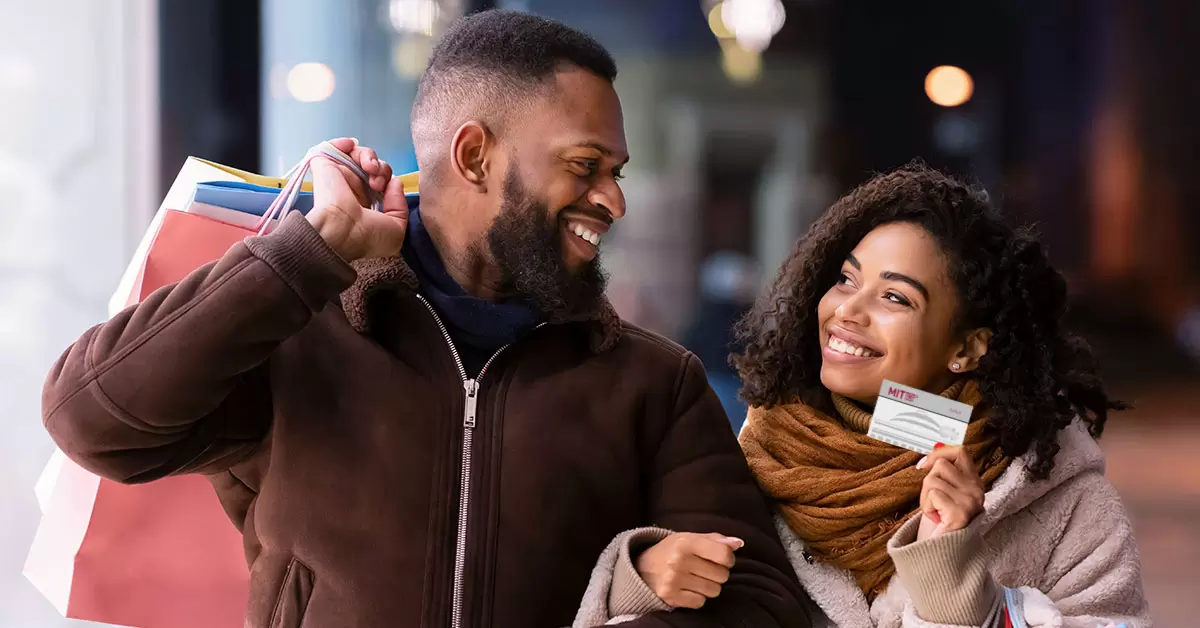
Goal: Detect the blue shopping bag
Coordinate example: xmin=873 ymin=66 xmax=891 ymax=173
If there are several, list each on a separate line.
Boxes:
xmin=190 ymin=180 xmax=420 ymax=217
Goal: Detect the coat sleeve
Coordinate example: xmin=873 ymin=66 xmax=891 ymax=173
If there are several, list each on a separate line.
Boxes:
xmin=578 ymin=353 xmax=813 ymax=628
xmin=42 ymin=213 xmax=356 ymax=483
xmin=1022 ymin=474 xmax=1151 ymax=628
xmin=890 ymin=473 xmax=1151 ymax=628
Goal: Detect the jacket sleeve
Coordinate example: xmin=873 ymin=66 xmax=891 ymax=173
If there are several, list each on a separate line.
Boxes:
xmin=1025 ymin=475 xmax=1151 ymax=628
xmin=598 ymin=353 xmax=813 ymax=628
xmin=889 ymin=474 xmax=1151 ymax=628
xmin=42 ymin=212 xmax=356 ymax=483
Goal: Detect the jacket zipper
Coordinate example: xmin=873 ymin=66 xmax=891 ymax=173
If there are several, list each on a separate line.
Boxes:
xmin=416 ymin=295 xmax=508 ymax=628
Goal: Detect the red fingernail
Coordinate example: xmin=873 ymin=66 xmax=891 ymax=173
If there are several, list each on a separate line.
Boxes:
xmin=933 ymin=442 xmax=945 ymax=450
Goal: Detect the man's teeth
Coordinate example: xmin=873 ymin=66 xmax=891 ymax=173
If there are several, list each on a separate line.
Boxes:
xmin=828 ymin=337 xmax=880 ymax=358
xmin=571 ymin=223 xmax=602 ymax=246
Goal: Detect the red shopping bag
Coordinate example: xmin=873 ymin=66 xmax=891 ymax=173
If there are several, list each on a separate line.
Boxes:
xmin=25 ymin=144 xmax=380 ymax=628
xmin=25 ymin=210 xmax=257 ymax=628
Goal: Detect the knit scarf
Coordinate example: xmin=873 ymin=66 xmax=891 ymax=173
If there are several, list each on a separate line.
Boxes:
xmin=739 ymin=379 xmax=1011 ymax=599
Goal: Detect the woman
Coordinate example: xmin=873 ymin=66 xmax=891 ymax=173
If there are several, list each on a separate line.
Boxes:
xmin=574 ymin=165 xmax=1150 ymax=628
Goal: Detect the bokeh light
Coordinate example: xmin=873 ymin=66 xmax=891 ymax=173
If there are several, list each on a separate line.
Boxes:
xmin=924 ymin=65 xmax=974 ymax=107
xmin=720 ymin=39 xmax=763 ymax=84
xmin=286 ymin=62 xmax=336 ymax=103
xmin=720 ymin=0 xmax=786 ymax=53
xmin=707 ymin=3 xmax=735 ymax=40
xmin=388 ymin=0 xmax=441 ymax=37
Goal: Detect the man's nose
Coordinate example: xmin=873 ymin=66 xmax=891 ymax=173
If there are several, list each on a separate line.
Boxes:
xmin=587 ymin=178 xmax=626 ymax=220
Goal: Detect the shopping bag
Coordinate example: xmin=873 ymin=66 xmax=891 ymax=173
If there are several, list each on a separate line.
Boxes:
xmin=106 ymin=156 xmax=294 ymax=316
xmin=106 ymin=153 xmax=417 ymax=315
xmin=26 ymin=142 xmax=402 ymax=627
xmin=24 ymin=455 xmax=249 ymax=627
xmin=191 ymin=181 xmax=317 ymax=216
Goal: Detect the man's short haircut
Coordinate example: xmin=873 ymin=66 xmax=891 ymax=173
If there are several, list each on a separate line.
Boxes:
xmin=411 ymin=10 xmax=617 ymax=174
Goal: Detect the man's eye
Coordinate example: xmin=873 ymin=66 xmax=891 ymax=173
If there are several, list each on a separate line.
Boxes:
xmin=573 ymin=160 xmax=598 ymax=176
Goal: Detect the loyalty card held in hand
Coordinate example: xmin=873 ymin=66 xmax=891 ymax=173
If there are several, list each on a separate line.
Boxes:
xmin=868 ymin=379 xmax=974 ymax=454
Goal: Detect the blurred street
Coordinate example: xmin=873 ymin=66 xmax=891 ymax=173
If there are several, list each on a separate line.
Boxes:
xmin=1104 ymin=387 xmax=1200 ymax=628
xmin=1082 ymin=315 xmax=1200 ymax=628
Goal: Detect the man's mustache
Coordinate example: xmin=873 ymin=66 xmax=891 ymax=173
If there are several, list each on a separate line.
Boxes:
xmin=561 ymin=206 xmax=614 ymax=226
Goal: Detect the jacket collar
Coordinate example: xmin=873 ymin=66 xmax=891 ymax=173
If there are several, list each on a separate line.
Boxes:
xmin=339 ymin=255 xmax=623 ymax=353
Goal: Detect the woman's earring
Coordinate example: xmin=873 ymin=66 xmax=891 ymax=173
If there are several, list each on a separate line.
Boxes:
xmin=952 ymin=363 xmax=961 ymax=371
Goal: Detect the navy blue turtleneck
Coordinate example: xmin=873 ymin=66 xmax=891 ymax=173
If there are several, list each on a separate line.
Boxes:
xmin=401 ymin=205 xmax=541 ymax=377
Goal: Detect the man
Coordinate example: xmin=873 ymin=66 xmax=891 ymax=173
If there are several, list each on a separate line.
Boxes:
xmin=43 ymin=10 xmax=810 ymax=628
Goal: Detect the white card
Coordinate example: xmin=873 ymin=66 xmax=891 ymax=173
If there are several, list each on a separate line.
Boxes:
xmin=867 ymin=379 xmax=974 ymax=454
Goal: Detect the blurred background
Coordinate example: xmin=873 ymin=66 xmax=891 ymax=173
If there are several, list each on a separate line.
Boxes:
xmin=1 ymin=0 xmax=1197 ymax=625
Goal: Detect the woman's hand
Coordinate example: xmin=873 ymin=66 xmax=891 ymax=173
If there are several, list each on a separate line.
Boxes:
xmin=634 ymin=532 xmax=743 ymax=609
xmin=916 ymin=444 xmax=985 ymax=541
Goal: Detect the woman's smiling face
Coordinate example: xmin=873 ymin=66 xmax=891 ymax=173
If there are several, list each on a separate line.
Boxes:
xmin=816 ymin=222 xmax=967 ymax=405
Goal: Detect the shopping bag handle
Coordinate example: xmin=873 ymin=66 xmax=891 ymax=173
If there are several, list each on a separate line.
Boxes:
xmin=256 ymin=142 xmax=378 ymax=235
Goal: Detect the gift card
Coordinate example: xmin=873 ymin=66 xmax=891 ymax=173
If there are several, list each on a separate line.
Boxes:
xmin=867 ymin=379 xmax=974 ymax=454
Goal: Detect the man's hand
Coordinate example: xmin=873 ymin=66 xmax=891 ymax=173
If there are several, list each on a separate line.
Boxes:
xmin=916 ymin=444 xmax=985 ymax=541
xmin=306 ymin=137 xmax=410 ymax=261
xmin=634 ymin=532 xmax=743 ymax=609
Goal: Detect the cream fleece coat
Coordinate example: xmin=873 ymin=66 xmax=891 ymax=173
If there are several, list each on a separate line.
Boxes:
xmin=574 ymin=421 xmax=1152 ymax=628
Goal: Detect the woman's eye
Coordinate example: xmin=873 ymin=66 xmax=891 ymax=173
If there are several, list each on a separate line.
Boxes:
xmin=886 ymin=292 xmax=912 ymax=307
xmin=836 ymin=273 xmax=856 ymax=288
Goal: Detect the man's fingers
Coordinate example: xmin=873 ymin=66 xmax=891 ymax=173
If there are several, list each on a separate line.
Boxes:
xmin=382 ymin=177 xmax=409 ymax=217
xmin=310 ymin=157 xmax=350 ymax=206
xmin=351 ymin=146 xmax=379 ymax=173
xmin=326 ymin=137 xmax=358 ymax=155
xmin=317 ymin=138 xmax=388 ymax=197
xmin=369 ymin=175 xmax=389 ymax=194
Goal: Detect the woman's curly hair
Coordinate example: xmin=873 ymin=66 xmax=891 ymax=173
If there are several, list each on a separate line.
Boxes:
xmin=732 ymin=163 xmax=1125 ymax=478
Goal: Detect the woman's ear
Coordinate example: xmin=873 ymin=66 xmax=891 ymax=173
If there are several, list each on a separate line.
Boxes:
xmin=949 ymin=328 xmax=993 ymax=374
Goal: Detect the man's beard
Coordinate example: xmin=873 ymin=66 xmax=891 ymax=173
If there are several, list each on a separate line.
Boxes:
xmin=484 ymin=169 xmax=608 ymax=320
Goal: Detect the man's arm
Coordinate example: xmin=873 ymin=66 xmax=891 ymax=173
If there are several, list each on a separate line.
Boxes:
xmin=43 ymin=213 xmax=356 ymax=483
xmin=616 ymin=353 xmax=812 ymax=628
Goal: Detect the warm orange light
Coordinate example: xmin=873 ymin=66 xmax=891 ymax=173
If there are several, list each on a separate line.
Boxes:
xmin=925 ymin=65 xmax=973 ymax=107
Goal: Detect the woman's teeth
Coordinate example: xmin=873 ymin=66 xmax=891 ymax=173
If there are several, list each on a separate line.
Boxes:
xmin=828 ymin=336 xmax=880 ymax=358
xmin=571 ymin=223 xmax=602 ymax=246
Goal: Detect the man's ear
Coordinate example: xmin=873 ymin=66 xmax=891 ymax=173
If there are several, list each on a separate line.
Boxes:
xmin=449 ymin=120 xmax=494 ymax=190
